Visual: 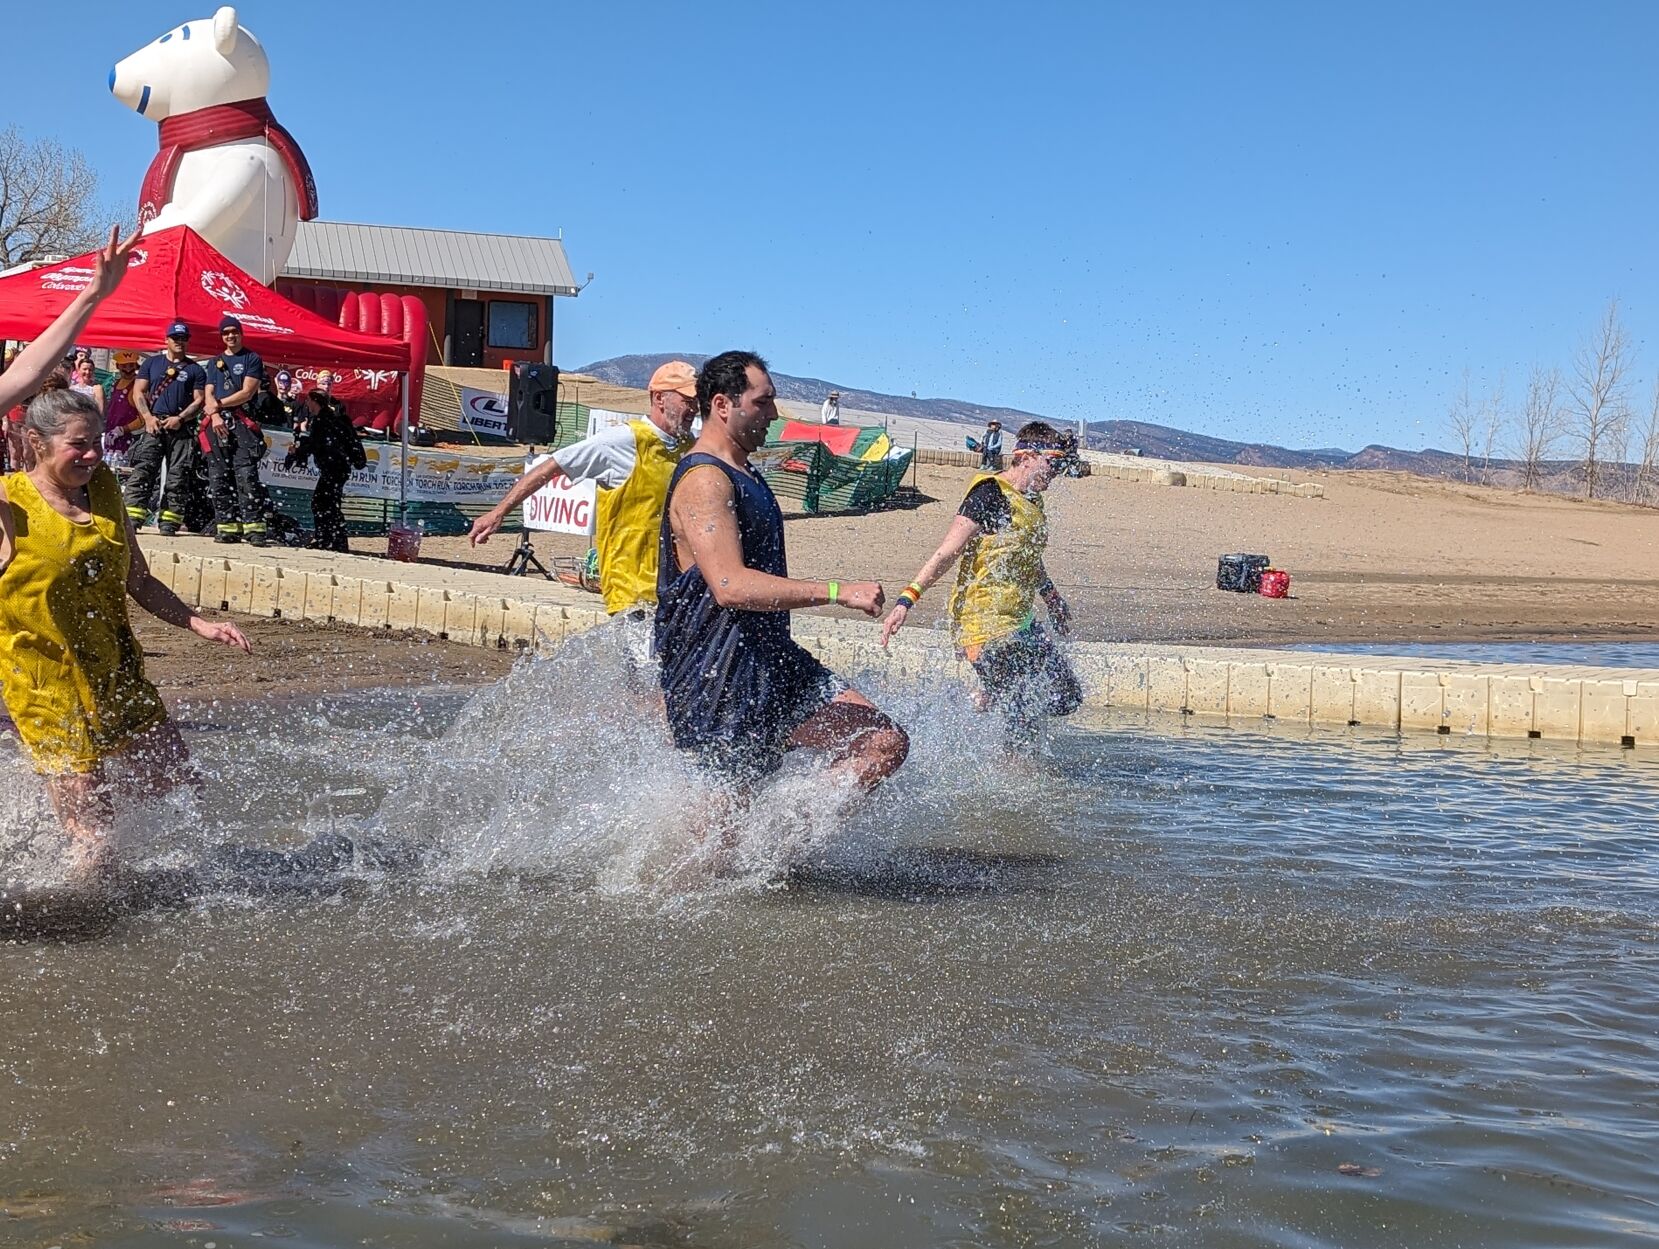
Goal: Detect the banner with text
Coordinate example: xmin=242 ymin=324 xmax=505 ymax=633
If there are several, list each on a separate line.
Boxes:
xmin=260 ymin=430 xmax=523 ymax=503
xmin=520 ymin=451 xmax=597 ymax=535
xmin=458 ymin=385 xmax=512 ymax=439
xmin=585 ymin=407 xmax=634 ymax=437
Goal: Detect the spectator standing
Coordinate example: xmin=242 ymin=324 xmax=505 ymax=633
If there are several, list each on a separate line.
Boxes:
xmin=69 ymin=357 xmax=105 ymax=416
xmin=103 ymin=351 xmax=143 ymax=468
xmin=201 ymin=315 xmax=270 ymax=546
xmin=978 ymin=419 xmax=1004 ymax=471
xmin=283 ymin=371 xmax=364 ymax=552
xmin=125 ymin=321 xmax=207 ymax=536
xmin=820 ymin=390 xmax=842 ymax=426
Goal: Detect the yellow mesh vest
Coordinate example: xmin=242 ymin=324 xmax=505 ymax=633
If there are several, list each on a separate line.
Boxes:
xmin=0 ymin=466 xmax=167 ymax=773
xmin=947 ymin=473 xmax=1049 ymax=651
xmin=594 ymin=419 xmax=687 ymax=614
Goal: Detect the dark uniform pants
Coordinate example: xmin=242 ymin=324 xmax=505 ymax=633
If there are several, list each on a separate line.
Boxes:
xmin=312 ymin=461 xmax=351 ymax=552
xmin=205 ymin=415 xmax=269 ymax=538
xmin=123 ymin=426 xmax=197 ymax=530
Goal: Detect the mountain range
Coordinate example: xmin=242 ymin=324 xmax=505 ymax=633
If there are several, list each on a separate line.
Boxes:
xmin=574 ymin=352 xmax=1479 ymax=476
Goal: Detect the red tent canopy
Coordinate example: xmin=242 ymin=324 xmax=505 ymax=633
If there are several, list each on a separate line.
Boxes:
xmin=778 ymin=419 xmax=861 ymax=456
xmin=0 ymin=226 xmax=409 ymax=372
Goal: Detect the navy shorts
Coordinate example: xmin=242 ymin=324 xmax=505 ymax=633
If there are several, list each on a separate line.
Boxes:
xmin=692 ymin=646 xmax=845 ymax=783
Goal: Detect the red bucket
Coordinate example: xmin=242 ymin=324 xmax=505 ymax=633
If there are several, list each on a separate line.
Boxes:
xmin=1258 ymin=568 xmax=1290 ymax=599
xmin=387 ymin=523 xmax=423 ymax=563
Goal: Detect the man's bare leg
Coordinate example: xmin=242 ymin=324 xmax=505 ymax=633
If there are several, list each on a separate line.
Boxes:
xmin=786 ymin=690 xmax=909 ymax=791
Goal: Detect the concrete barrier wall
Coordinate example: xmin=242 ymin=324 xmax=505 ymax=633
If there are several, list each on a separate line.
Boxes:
xmin=147 ymin=546 xmax=1649 ymax=748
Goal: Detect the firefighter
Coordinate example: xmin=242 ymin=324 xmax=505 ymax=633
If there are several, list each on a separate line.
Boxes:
xmin=124 ymin=321 xmax=207 ymax=535
xmin=201 ymin=315 xmax=271 ymax=546
xmin=284 ymin=370 xmax=365 ymax=552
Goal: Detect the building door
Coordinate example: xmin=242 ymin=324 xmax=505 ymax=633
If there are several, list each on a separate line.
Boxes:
xmin=452 ymin=298 xmax=485 ymax=366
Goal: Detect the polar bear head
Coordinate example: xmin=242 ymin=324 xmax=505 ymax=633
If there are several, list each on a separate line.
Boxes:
xmin=109 ymin=6 xmax=269 ymax=121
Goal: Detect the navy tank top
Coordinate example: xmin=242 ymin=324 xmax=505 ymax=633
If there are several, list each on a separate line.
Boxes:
xmin=654 ymin=452 xmax=835 ymax=770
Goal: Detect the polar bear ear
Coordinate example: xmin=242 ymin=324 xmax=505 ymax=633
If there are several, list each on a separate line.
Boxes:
xmin=213 ymin=6 xmax=240 ymax=55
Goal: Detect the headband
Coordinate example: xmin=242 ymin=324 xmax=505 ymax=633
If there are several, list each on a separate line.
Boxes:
xmin=1014 ymin=436 xmax=1064 ymax=454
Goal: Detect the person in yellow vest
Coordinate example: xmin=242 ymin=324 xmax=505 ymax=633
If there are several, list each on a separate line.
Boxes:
xmin=0 ymin=389 xmax=251 ymax=886
xmin=468 ymin=360 xmax=698 ymax=663
xmin=881 ymin=420 xmax=1081 ymax=742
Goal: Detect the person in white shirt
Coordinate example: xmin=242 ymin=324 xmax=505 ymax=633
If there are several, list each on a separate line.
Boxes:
xmin=820 ymin=391 xmax=841 ymax=425
xmin=469 ymin=361 xmax=699 ymax=661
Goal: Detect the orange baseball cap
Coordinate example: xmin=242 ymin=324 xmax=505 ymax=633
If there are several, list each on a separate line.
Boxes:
xmin=647 ymin=360 xmax=697 ymax=397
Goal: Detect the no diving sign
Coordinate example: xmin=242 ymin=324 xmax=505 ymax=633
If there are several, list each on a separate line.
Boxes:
xmin=521 ymin=452 xmax=596 ymax=535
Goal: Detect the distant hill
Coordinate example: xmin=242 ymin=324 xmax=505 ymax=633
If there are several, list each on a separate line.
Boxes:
xmin=571 ymin=353 xmax=1594 ymax=487
xmin=574 ymin=353 xmax=1041 ymax=427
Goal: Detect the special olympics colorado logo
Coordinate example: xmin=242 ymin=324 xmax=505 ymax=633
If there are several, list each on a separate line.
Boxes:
xmin=201 ymin=270 xmax=249 ymax=308
xmin=127 ymin=248 xmax=148 ymax=268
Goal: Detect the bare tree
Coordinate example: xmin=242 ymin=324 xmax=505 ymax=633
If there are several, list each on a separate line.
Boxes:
xmin=0 ymin=126 xmax=108 ymax=268
xmin=1446 ymin=367 xmax=1478 ymax=482
xmin=1633 ymin=378 xmax=1659 ymax=505
xmin=1478 ymin=375 xmax=1506 ymax=485
xmin=1565 ymin=300 xmax=1635 ymax=499
xmin=1514 ymin=365 xmax=1563 ymax=493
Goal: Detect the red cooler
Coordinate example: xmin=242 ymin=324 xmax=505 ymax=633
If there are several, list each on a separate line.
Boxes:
xmin=1258 ymin=569 xmax=1290 ymax=598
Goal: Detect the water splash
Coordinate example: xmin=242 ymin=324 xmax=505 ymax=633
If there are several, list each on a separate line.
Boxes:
xmin=372 ymin=617 xmax=1015 ymax=897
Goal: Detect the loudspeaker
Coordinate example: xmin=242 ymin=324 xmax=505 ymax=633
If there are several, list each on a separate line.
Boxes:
xmin=509 ymin=363 xmax=560 ymax=444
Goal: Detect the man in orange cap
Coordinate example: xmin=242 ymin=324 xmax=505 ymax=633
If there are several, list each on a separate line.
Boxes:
xmin=470 ymin=359 xmax=698 ymax=658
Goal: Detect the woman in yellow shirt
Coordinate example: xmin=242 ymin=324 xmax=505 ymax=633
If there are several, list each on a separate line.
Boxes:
xmin=0 ymin=388 xmax=250 ymax=884
xmin=881 ymin=420 xmax=1082 ymax=743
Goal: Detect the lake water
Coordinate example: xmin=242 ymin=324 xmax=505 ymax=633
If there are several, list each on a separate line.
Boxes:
xmin=2 ymin=631 xmax=1656 ymax=1247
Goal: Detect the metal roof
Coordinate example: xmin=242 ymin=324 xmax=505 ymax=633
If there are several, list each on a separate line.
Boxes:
xmin=285 ymin=221 xmax=579 ymax=296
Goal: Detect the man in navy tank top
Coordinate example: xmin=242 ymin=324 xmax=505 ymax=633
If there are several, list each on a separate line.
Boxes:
xmin=655 ymin=351 xmax=908 ymax=787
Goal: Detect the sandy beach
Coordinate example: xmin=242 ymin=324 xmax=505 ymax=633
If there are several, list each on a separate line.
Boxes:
xmin=126 ymin=458 xmax=1659 ymax=700
xmin=425 ymin=461 xmax=1659 ymax=646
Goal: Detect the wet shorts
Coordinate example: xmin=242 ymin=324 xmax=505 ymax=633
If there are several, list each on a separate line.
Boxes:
xmin=690 ymin=648 xmax=846 ymax=784
xmin=967 ymin=624 xmax=1083 ymax=730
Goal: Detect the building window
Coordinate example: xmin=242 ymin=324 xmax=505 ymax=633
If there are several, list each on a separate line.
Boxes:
xmin=487 ymin=300 xmax=537 ymax=350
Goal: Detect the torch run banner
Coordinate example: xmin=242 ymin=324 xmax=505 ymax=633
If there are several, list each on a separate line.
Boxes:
xmin=260 ymin=431 xmax=522 ymax=504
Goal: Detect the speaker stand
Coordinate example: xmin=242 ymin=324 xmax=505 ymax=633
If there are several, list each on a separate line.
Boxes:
xmin=503 ymin=531 xmax=553 ymax=580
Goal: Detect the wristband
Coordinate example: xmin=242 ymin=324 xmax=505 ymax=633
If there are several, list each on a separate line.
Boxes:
xmin=896 ymin=592 xmax=917 ymax=610
xmin=827 ymin=580 xmax=840 ymax=604
xmin=904 ymin=581 xmax=924 ymax=602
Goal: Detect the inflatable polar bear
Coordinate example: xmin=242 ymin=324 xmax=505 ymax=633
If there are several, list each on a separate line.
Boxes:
xmin=110 ymin=6 xmax=317 ymax=285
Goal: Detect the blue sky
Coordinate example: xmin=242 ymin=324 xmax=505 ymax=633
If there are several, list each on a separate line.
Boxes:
xmin=6 ymin=1 xmax=1657 ymax=449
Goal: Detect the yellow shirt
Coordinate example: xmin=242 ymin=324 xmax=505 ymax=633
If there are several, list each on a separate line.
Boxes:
xmin=0 ymin=466 xmax=166 ymax=773
xmin=947 ymin=472 xmax=1049 ymax=653
xmin=595 ymin=419 xmax=687 ymax=614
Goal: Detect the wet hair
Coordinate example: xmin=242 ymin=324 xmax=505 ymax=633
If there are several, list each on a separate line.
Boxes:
xmin=1015 ymin=420 xmax=1060 ymax=445
xmin=697 ymin=350 xmax=769 ymax=419
xmin=25 ymin=387 xmax=102 ymax=442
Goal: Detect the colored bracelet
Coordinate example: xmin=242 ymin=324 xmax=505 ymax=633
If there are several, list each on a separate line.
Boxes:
xmin=896 ymin=592 xmax=917 ymax=610
xmin=827 ymin=580 xmax=840 ymax=604
xmin=904 ymin=581 xmax=925 ymax=602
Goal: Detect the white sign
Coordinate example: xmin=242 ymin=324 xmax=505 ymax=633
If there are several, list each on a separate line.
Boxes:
xmin=261 ymin=430 xmax=523 ymax=503
xmin=520 ymin=451 xmax=596 ymax=535
xmin=586 ymin=407 xmax=633 ymax=438
xmin=458 ymin=385 xmax=511 ymax=438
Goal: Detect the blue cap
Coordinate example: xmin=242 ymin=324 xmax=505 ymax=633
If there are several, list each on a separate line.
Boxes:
xmin=166 ymin=320 xmax=190 ymax=339
xmin=219 ymin=315 xmax=243 ymax=332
